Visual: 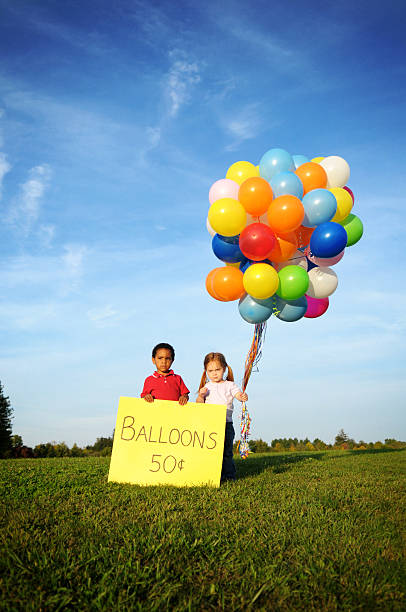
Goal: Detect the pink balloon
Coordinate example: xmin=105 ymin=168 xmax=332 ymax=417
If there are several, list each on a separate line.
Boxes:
xmin=343 ymin=186 xmax=354 ymax=203
xmin=304 ymin=295 xmax=329 ymax=318
xmin=209 ymin=179 xmax=240 ymax=204
xmin=308 ymin=250 xmax=344 ymax=267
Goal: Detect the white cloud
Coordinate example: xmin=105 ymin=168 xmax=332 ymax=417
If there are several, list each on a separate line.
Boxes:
xmin=87 ymin=304 xmax=120 ymax=328
xmin=166 ymin=51 xmax=201 ymax=117
xmin=221 ymin=104 xmax=263 ymax=151
xmin=62 ymin=244 xmax=87 ymax=281
xmin=0 ymin=152 xmax=11 ymax=198
xmin=38 ymin=224 xmax=56 ymax=248
xmin=7 ymin=164 xmax=51 ymax=234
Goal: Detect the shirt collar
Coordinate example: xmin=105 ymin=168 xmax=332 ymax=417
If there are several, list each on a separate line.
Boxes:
xmin=153 ymin=369 xmax=174 ymax=378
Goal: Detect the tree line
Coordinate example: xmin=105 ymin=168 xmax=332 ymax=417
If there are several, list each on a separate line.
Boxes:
xmin=1 ymin=381 xmax=405 ymax=458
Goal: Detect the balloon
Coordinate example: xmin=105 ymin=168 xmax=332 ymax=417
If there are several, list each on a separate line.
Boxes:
xmin=211 ymin=266 xmax=245 ymax=301
xmin=275 ymin=250 xmax=308 ymax=271
xmin=226 ymin=261 xmax=241 ymax=267
xmin=329 ymin=187 xmax=353 ymax=223
xmin=304 ymin=295 xmax=329 ymax=318
xmin=319 ymin=156 xmax=350 ymax=188
xmin=209 ymin=178 xmax=239 ymax=204
xmin=206 ymin=216 xmax=216 ymax=237
xmin=206 ymin=269 xmax=226 ymax=301
xmin=240 ymin=258 xmax=272 ymax=273
xmin=343 ymin=186 xmax=354 ymax=203
xmin=226 ymin=161 xmax=259 ymax=185
xmin=238 ymin=177 xmax=273 ymax=216
xmin=274 ymin=295 xmax=307 ymax=322
xmin=277 ymin=265 xmax=309 ymax=301
xmin=270 ymin=171 xmax=304 ymax=199
xmin=268 ymin=232 xmax=298 ymax=263
xmin=239 ymin=223 xmax=276 ymax=261
xmin=295 ymin=162 xmax=327 ymax=194
xmin=311 ymin=156 xmax=325 ymax=163
xmin=307 ymin=267 xmax=338 ymax=298
xmin=208 ymin=198 xmax=247 ymax=237
xmin=339 ymin=213 xmax=363 ymax=246
xmin=292 ymin=154 xmax=309 ymax=169
xmin=243 ymin=263 xmax=279 ymax=299
xmin=310 ymin=222 xmax=348 ymax=258
xmin=301 ymin=188 xmax=337 ymax=227
xmin=259 ymin=148 xmax=294 ymax=181
xmin=308 ymin=249 xmax=344 ymax=267
xmin=238 ymin=293 xmax=274 ymax=324
xmin=267 ymin=195 xmax=304 ymax=234
xmin=212 ymin=234 xmax=246 ymax=263
xmin=246 ymin=212 xmax=269 ymax=225
xmin=295 ymin=225 xmax=314 ymax=249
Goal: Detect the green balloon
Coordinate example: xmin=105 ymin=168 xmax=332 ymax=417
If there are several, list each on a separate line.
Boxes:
xmin=339 ymin=213 xmax=363 ymax=246
xmin=277 ymin=265 xmax=309 ymax=301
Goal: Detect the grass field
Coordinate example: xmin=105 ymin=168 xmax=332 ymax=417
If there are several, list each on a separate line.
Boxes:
xmin=1 ymin=449 xmax=405 ymax=611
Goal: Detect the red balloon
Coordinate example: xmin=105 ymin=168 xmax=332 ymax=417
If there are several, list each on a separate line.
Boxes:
xmin=304 ymin=295 xmax=329 ymax=318
xmin=343 ymin=186 xmax=354 ymax=203
xmin=239 ymin=223 xmax=276 ymax=261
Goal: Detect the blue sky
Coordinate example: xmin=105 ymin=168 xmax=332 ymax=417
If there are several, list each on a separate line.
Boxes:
xmin=0 ymin=0 xmax=405 ymax=448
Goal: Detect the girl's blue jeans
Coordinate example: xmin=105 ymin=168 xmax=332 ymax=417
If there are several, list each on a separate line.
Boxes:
xmin=221 ymin=422 xmax=236 ymax=481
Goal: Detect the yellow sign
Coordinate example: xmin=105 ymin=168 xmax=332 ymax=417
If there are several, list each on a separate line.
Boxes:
xmin=108 ymin=397 xmax=227 ymax=487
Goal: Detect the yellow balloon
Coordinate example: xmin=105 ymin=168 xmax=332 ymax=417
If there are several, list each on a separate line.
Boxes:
xmin=226 ymin=261 xmax=240 ymax=267
xmin=208 ymin=198 xmax=247 ymax=237
xmin=311 ymin=156 xmax=325 ymax=163
xmin=226 ymin=161 xmax=259 ymax=185
xmin=243 ymin=263 xmax=279 ymax=300
xmin=329 ymin=187 xmax=353 ymax=222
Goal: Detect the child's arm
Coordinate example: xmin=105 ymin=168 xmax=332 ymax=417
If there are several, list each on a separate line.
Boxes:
xmin=196 ymin=387 xmax=207 ymax=403
xmin=178 ymin=394 xmax=189 ymax=405
xmin=235 ymin=390 xmax=248 ymax=402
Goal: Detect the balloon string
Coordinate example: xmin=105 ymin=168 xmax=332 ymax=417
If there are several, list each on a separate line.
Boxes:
xmin=238 ymin=322 xmax=267 ymax=459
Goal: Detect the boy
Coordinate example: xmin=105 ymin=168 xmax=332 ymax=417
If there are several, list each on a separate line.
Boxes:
xmin=141 ymin=343 xmax=189 ymax=405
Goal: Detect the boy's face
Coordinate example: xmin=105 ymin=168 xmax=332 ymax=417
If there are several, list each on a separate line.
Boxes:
xmin=152 ymin=348 xmax=174 ymax=375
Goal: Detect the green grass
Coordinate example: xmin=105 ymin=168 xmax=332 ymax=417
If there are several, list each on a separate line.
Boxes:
xmin=1 ymin=450 xmax=405 ymax=611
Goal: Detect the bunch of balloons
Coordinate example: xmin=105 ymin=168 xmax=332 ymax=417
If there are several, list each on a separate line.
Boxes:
xmin=205 ymin=148 xmax=363 ymax=324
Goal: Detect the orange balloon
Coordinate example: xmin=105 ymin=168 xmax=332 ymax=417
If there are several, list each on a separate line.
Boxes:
xmin=268 ymin=232 xmax=298 ymax=263
xmin=206 ymin=269 xmax=226 ymax=301
xmin=238 ymin=177 xmax=273 ymax=216
xmin=211 ymin=266 xmax=244 ymax=301
xmin=295 ymin=162 xmax=327 ymax=194
xmin=267 ymin=195 xmax=304 ymax=234
xmin=295 ymin=225 xmax=314 ymax=249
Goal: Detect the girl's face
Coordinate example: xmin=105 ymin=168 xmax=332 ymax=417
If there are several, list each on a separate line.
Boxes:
xmin=206 ymin=360 xmax=225 ymax=383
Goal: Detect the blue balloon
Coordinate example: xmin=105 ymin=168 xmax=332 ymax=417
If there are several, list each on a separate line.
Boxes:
xmin=292 ymin=154 xmax=309 ymax=169
xmin=310 ymin=222 xmax=348 ymax=258
xmin=306 ymin=258 xmax=318 ymax=271
xmin=274 ymin=295 xmax=307 ymax=322
xmin=238 ymin=294 xmax=274 ymax=324
xmin=302 ymin=189 xmax=337 ymax=227
xmin=212 ymin=234 xmax=245 ymax=263
xmin=259 ymin=148 xmax=294 ymax=181
xmin=270 ymin=171 xmax=304 ymax=199
xmin=240 ymin=258 xmax=272 ymax=273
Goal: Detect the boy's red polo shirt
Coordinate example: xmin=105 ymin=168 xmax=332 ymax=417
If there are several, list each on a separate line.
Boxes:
xmin=141 ymin=370 xmax=189 ymax=401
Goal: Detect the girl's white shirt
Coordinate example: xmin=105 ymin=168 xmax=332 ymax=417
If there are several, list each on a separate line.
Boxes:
xmin=204 ymin=380 xmax=241 ymax=422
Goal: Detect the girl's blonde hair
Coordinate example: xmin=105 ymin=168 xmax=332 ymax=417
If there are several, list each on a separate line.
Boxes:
xmin=199 ymin=352 xmax=234 ymax=390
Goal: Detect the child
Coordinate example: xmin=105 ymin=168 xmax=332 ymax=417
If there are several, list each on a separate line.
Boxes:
xmin=196 ymin=352 xmax=248 ymax=482
xmin=141 ymin=342 xmax=189 ymax=405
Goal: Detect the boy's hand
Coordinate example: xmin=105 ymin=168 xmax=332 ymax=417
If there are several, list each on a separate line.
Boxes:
xmin=143 ymin=394 xmax=154 ymax=403
xmin=178 ymin=394 xmax=188 ymax=405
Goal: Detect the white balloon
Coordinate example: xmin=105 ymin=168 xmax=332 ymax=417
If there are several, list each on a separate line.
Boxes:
xmin=206 ymin=216 xmax=216 ymax=237
xmin=275 ymin=250 xmax=308 ymax=271
xmin=320 ymin=156 xmax=350 ymax=188
xmin=307 ymin=266 xmax=338 ymax=298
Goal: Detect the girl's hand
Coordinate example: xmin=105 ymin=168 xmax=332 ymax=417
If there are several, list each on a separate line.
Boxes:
xmin=198 ymin=387 xmax=208 ymax=398
xmin=236 ymin=391 xmax=248 ymax=402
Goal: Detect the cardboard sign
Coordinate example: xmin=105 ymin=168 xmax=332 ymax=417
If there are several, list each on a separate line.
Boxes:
xmin=108 ymin=397 xmax=227 ymax=487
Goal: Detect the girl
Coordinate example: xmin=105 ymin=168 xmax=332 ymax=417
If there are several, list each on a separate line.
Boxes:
xmin=196 ymin=352 xmax=248 ymax=482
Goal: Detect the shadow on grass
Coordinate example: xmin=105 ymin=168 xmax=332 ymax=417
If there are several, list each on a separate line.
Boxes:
xmin=235 ymin=452 xmax=325 ymax=479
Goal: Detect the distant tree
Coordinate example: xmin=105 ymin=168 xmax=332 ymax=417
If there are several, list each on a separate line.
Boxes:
xmin=87 ymin=435 xmax=113 ymax=453
xmin=11 ymin=434 xmax=23 ymax=449
xmin=335 ymin=429 xmax=349 ymax=446
xmin=0 ymin=382 xmax=13 ymax=458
